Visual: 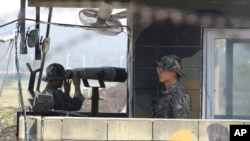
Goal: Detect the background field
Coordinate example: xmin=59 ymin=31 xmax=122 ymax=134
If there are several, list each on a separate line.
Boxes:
xmin=0 ymin=79 xmax=30 ymax=140
xmin=0 ymin=78 xmax=127 ymax=140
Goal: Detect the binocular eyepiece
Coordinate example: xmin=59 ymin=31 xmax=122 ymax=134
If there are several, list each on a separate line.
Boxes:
xmin=65 ymin=67 xmax=127 ymax=82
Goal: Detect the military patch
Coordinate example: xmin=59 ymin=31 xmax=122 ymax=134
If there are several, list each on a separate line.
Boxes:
xmin=179 ymin=97 xmax=186 ymax=105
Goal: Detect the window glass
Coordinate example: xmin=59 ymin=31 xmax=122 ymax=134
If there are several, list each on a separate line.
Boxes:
xmin=214 ymin=39 xmax=250 ymax=118
xmin=0 ymin=7 xmax=128 ymax=114
xmin=204 ymin=28 xmax=250 ymax=119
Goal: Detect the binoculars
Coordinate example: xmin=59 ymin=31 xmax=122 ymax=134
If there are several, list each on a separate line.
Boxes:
xmin=65 ymin=67 xmax=127 ymax=82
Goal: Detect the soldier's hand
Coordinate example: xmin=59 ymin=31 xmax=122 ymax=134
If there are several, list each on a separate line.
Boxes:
xmin=64 ymin=79 xmax=71 ymax=94
xmin=72 ymin=71 xmax=81 ymax=86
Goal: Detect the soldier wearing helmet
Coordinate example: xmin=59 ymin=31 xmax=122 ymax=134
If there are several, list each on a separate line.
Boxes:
xmin=41 ymin=63 xmax=85 ymax=111
xmin=151 ymin=55 xmax=191 ymax=118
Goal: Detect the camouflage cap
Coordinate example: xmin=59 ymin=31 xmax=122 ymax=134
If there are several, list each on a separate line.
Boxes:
xmin=156 ymin=55 xmax=184 ymax=77
xmin=42 ymin=63 xmax=68 ymax=81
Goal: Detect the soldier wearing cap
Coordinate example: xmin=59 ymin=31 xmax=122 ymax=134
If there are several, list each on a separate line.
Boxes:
xmin=41 ymin=63 xmax=85 ymax=111
xmin=151 ymin=55 xmax=191 ymax=118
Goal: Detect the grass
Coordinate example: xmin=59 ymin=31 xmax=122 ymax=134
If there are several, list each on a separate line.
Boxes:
xmin=0 ymin=79 xmax=31 ymax=141
xmin=0 ymin=108 xmax=17 ymax=141
xmin=0 ymin=79 xmax=33 ymax=108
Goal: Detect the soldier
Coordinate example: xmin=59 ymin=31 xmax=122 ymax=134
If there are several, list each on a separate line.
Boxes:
xmin=41 ymin=63 xmax=85 ymax=111
xmin=151 ymin=55 xmax=191 ymax=118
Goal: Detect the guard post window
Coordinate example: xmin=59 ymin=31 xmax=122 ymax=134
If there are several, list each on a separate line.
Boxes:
xmin=203 ymin=28 xmax=250 ymax=119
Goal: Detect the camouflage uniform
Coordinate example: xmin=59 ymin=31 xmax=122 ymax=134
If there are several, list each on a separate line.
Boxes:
xmin=151 ymin=55 xmax=191 ymax=118
xmin=41 ymin=63 xmax=84 ymax=111
xmin=151 ymin=82 xmax=191 ymax=118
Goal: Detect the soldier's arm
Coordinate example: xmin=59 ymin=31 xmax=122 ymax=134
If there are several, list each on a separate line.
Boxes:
xmin=171 ymin=93 xmax=191 ymax=118
xmin=72 ymin=71 xmax=85 ymax=101
xmin=53 ymin=90 xmax=84 ymax=111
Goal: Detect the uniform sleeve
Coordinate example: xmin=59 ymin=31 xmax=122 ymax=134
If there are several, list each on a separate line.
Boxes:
xmin=74 ymin=92 xmax=85 ymax=101
xmin=52 ymin=90 xmax=84 ymax=111
xmin=171 ymin=89 xmax=191 ymax=118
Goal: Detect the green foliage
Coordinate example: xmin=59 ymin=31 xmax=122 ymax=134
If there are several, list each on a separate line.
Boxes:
xmin=0 ymin=108 xmax=17 ymax=141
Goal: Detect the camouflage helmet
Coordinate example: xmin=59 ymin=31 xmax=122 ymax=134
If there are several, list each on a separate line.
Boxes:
xmin=42 ymin=63 xmax=68 ymax=81
xmin=156 ymin=55 xmax=184 ymax=77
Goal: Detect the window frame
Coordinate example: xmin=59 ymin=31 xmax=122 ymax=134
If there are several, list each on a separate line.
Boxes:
xmin=202 ymin=28 xmax=250 ymax=119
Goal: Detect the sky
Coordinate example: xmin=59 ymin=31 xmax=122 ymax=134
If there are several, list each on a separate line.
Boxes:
xmin=0 ymin=0 xmax=127 ymax=106
xmin=0 ymin=0 xmax=126 ymax=24
xmin=0 ymin=0 xmax=128 ymax=70
xmin=0 ymin=0 xmax=124 ymax=43
xmin=0 ymin=0 xmax=20 ymax=21
xmin=0 ymin=0 xmax=83 ymax=24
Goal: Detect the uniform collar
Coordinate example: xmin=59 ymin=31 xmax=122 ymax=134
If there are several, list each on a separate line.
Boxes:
xmin=161 ymin=81 xmax=180 ymax=95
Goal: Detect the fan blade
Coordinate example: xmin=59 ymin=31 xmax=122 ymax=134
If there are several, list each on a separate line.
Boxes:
xmin=110 ymin=10 xmax=127 ymax=20
xmin=83 ymin=9 xmax=98 ymax=18
xmin=78 ymin=0 xmax=124 ymax=36
xmin=95 ymin=19 xmax=123 ymax=36
xmin=79 ymin=9 xmax=99 ymax=26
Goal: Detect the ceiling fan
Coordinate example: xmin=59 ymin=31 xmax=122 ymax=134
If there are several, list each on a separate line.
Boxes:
xmin=78 ymin=0 xmax=127 ymax=36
